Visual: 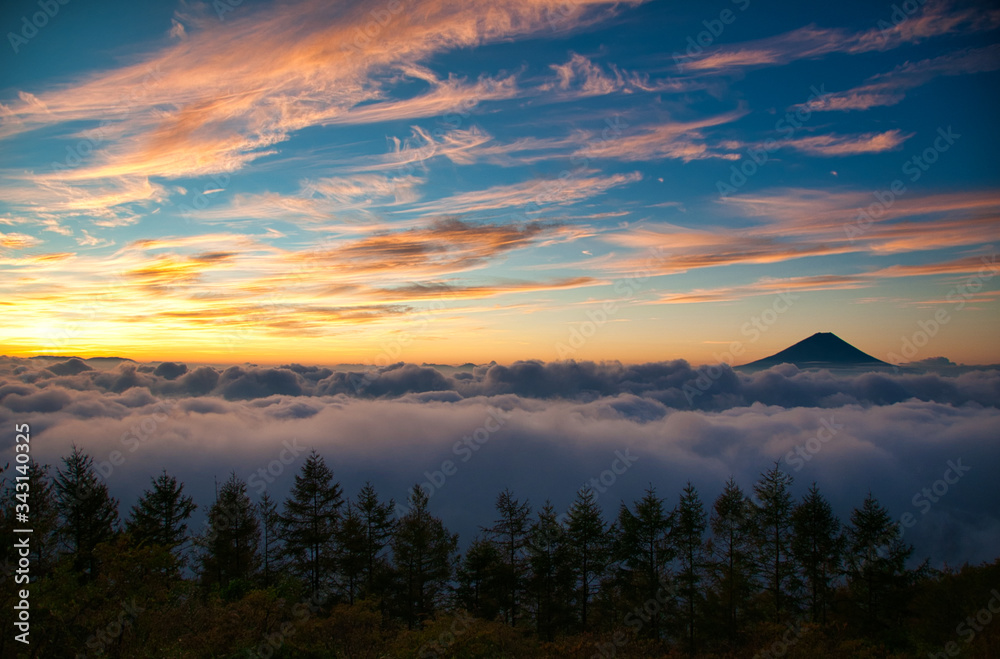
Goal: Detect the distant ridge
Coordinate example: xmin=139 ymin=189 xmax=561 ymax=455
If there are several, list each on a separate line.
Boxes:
xmin=739 ymin=332 xmax=890 ymax=370
xmin=28 ymin=355 xmax=135 ymax=363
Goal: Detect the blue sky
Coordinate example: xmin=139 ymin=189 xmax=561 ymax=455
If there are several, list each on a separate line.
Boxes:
xmin=1 ymin=0 xmax=998 ymax=365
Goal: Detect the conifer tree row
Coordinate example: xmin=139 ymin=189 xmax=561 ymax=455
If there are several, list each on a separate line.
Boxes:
xmin=0 ymin=445 xmax=964 ymax=658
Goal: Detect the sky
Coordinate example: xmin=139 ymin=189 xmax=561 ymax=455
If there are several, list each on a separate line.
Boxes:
xmin=1 ymin=0 xmax=999 ymax=366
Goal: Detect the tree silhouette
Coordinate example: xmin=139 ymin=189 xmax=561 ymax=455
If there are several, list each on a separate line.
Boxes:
xmin=672 ymin=481 xmax=706 ymax=656
xmin=566 ymin=487 xmax=609 ymax=629
xmin=753 ymin=462 xmax=798 ymax=622
xmin=457 ymin=535 xmax=504 ymax=621
xmin=845 ymin=491 xmax=919 ymax=643
xmin=485 ymin=487 xmax=532 ymax=626
xmin=708 ymin=476 xmax=757 ymax=646
xmin=198 ymin=472 xmax=260 ymax=594
xmin=525 ymin=501 xmax=575 ymax=640
xmin=615 ymin=485 xmax=673 ymax=640
xmin=53 ymin=446 xmax=119 ymax=578
xmin=127 ymin=470 xmax=196 ymax=557
xmin=354 ymin=481 xmax=396 ymax=600
xmin=391 ymin=485 xmax=458 ymax=629
xmin=791 ymin=483 xmax=842 ymax=624
xmin=337 ymin=500 xmax=368 ymax=604
xmin=279 ymin=449 xmax=343 ymax=597
xmin=16 ymin=447 xmax=989 ymax=657
xmin=257 ymin=491 xmax=282 ymax=587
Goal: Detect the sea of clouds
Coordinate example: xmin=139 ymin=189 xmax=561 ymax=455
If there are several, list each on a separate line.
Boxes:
xmin=2 ymin=355 xmax=998 ymax=567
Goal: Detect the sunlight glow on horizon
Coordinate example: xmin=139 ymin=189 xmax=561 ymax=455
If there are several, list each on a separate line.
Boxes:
xmin=1 ymin=0 xmax=997 ymax=366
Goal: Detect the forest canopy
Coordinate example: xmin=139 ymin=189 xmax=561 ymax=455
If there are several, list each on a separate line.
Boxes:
xmin=2 ymin=448 xmax=998 ymax=658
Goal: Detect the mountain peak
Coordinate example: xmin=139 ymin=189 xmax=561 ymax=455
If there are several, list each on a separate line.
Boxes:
xmin=739 ymin=332 xmax=889 ymax=370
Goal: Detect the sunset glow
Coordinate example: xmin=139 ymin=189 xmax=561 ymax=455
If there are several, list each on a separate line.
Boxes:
xmin=2 ymin=0 xmax=998 ymax=366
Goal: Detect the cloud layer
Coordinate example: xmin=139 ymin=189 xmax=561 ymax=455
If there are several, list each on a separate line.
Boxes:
xmin=2 ymin=355 xmax=997 ymax=568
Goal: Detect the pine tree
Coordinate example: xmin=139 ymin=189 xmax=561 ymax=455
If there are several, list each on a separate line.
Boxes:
xmin=258 ymin=491 xmax=282 ymax=588
xmin=791 ymin=483 xmax=842 ymax=624
xmin=354 ymin=481 xmax=395 ymax=600
xmin=279 ymin=450 xmax=343 ymax=597
xmin=391 ymin=485 xmax=458 ymax=629
xmin=566 ymin=487 xmax=609 ymax=629
xmin=615 ymin=485 xmax=673 ymax=640
xmin=337 ymin=500 xmax=368 ymax=604
xmin=199 ymin=472 xmax=260 ymax=593
xmin=127 ymin=470 xmax=196 ymax=555
xmin=525 ymin=501 xmax=575 ymax=640
xmin=672 ymin=481 xmax=706 ymax=656
xmin=845 ymin=492 xmax=918 ymax=640
xmin=753 ymin=462 xmax=798 ymax=622
xmin=708 ymin=476 xmax=757 ymax=646
xmin=485 ymin=488 xmax=531 ymax=626
xmin=456 ymin=536 xmax=504 ymax=621
xmin=53 ymin=446 xmax=119 ymax=578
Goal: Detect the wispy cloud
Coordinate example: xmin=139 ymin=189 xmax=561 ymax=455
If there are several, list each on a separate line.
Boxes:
xmin=675 ymin=1 xmax=1000 ymax=74
xmin=367 ymin=276 xmax=599 ymax=302
xmin=405 ymin=170 xmax=642 ymax=215
xmin=0 ymin=175 xmax=167 ymax=226
xmin=572 ymin=108 xmax=748 ymax=162
xmin=0 ymin=232 xmax=42 ymax=250
xmin=0 ymin=215 xmax=601 ymax=350
xmin=323 ymin=73 xmax=520 ymax=126
xmin=291 ymin=218 xmax=566 ymax=276
xmin=604 ymin=188 xmax=1000 ymax=277
xmin=0 ymin=0 xmax=644 ymax=221
xmin=658 ymin=274 xmax=868 ymax=303
xmin=545 ymin=52 xmax=688 ymax=97
xmin=356 ymin=125 xmax=582 ymax=170
xmin=656 ymin=253 xmax=998 ymax=304
xmin=798 ymin=44 xmax=1000 ymax=112
xmin=783 ymin=129 xmax=911 ymax=156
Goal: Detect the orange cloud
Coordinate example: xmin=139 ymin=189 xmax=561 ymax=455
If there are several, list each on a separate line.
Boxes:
xmin=405 ymin=171 xmax=642 ymax=215
xmin=604 ymin=189 xmax=1000 ymax=279
xmin=573 ymin=108 xmax=747 ymax=162
xmin=0 ymin=0 xmax=646 ymax=225
xmin=0 ymin=232 xmax=42 ymax=250
xmin=292 ymin=218 xmax=564 ymax=276
xmin=545 ymin=52 xmax=688 ymax=97
xmin=783 ymin=130 xmax=911 ymax=157
xmin=0 ymin=215 xmax=599 ymax=353
xmin=0 ymin=0 xmax=641 ymax=175
xmin=676 ymin=1 xmax=999 ymax=74
xmin=799 ymin=45 xmax=1000 ymax=112
xmin=658 ymin=274 xmax=868 ymax=304
xmin=654 ymin=253 xmax=998 ymax=305
xmin=368 ymin=276 xmax=598 ymax=302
